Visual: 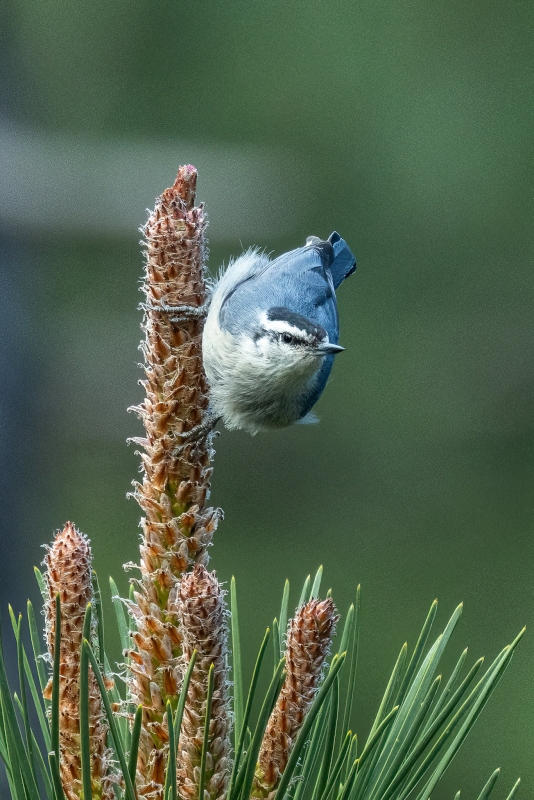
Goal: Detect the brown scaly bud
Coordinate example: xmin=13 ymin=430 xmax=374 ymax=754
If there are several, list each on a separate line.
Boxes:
xmin=252 ymin=598 xmax=339 ymax=799
xmin=44 ymin=522 xmax=114 ymax=800
xmin=127 ymin=166 xmax=222 ymax=796
xmin=175 ymin=565 xmax=232 ymax=800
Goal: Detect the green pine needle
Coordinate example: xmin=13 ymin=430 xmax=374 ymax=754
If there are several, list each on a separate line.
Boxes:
xmin=504 ymin=778 xmax=521 ymax=800
xmin=198 ymin=664 xmax=215 ymax=800
xmin=310 ymin=566 xmax=323 ymax=600
xmin=173 ymin=649 xmax=198 ymax=743
xmin=27 ymin=600 xmax=48 ymax=697
xmin=0 ymin=647 xmax=41 ymax=800
xmin=298 ymin=575 xmax=311 ymax=608
xmin=341 ymin=585 xmax=360 ymax=741
xmin=293 ymin=705 xmax=328 ymax=800
xmin=163 ymin=651 xmax=198 ymax=800
xmin=231 ymin=658 xmax=286 ymax=800
xmin=318 ymin=731 xmax=353 ymax=800
xmin=79 ymin=605 xmax=92 ymax=800
xmin=313 ymin=677 xmax=339 ymax=800
xmin=14 ymin=613 xmax=36 ymax=778
xmin=48 ymin=751 xmax=66 ymax=800
xmin=30 ymin=730 xmax=53 ymax=800
xmin=91 ymin=572 xmax=106 ymax=664
xmin=83 ymin=640 xmax=136 ymax=800
xmin=109 ymin=576 xmax=130 ymax=656
xmin=272 ymin=618 xmax=280 ymax=675
xmin=274 ymin=653 xmax=346 ymax=800
xmin=278 ymin=580 xmax=290 ymax=657
xmin=128 ymin=705 xmax=143 ymax=787
xmin=228 ymin=629 xmax=270 ymax=798
xmin=165 ymin=702 xmax=177 ymax=800
xmin=231 ymin=577 xmax=244 ymax=749
xmin=368 ymin=642 xmax=407 ymax=740
xmin=475 ymin=768 xmax=500 ymax=800
xmin=396 ymin=599 xmax=438 ymax=708
xmin=51 ymin=596 xmax=61 ymax=771
xmin=33 ymin=568 xmax=47 ymax=606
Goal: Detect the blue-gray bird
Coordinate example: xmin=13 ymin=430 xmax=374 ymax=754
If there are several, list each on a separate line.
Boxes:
xmin=202 ymin=232 xmax=356 ymax=434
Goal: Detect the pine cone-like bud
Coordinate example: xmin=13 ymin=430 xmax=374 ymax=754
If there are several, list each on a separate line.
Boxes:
xmin=44 ymin=522 xmax=113 ymax=800
xmin=130 ymin=164 xmax=219 ymax=580
xmin=252 ymin=599 xmax=339 ymax=799
xmin=175 ymin=565 xmax=232 ymax=800
xmin=127 ymin=166 xmax=222 ymax=797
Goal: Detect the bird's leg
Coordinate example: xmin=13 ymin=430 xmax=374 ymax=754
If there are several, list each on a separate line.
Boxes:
xmin=172 ymin=411 xmax=221 ymax=455
xmin=141 ymin=300 xmax=210 ymax=322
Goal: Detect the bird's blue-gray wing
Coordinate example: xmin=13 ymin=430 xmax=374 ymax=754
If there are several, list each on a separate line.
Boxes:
xmin=219 ymin=241 xmax=341 ymax=340
xmin=297 ymin=354 xmax=336 ymax=418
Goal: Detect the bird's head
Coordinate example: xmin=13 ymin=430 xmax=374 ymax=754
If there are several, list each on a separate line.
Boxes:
xmin=249 ymin=306 xmax=344 ymax=373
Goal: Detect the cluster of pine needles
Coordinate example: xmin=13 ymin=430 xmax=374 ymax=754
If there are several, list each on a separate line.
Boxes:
xmin=0 ymin=167 xmax=524 ymax=800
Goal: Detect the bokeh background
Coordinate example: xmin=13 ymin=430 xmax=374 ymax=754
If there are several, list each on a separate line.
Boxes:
xmin=1 ymin=0 xmax=533 ymax=797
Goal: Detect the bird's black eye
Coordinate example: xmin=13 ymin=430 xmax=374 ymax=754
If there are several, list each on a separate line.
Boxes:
xmin=281 ymin=333 xmax=294 ymax=345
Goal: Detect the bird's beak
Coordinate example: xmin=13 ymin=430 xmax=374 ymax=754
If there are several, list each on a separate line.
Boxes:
xmin=316 ymin=342 xmax=345 ymax=355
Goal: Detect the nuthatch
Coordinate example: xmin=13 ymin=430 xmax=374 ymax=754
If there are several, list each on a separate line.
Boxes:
xmin=202 ymin=232 xmax=356 ymax=434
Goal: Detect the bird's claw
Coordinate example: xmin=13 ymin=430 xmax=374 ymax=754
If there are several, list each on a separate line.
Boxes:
xmin=172 ymin=413 xmax=220 ymax=455
xmin=141 ymin=301 xmax=208 ymax=322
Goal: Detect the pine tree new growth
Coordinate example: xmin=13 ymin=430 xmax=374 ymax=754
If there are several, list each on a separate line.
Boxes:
xmin=127 ymin=166 xmax=221 ymax=797
xmin=252 ymin=599 xmax=339 ymax=799
xmin=175 ymin=565 xmax=232 ymax=800
xmin=44 ymin=523 xmax=113 ymax=800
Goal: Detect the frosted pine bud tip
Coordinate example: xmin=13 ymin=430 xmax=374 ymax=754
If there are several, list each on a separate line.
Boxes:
xmin=172 ymin=165 xmax=197 ymax=208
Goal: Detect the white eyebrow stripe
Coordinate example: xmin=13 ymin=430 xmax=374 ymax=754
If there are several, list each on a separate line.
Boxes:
xmin=267 ymin=320 xmax=310 ymax=337
xmin=259 ymin=312 xmax=316 ymax=341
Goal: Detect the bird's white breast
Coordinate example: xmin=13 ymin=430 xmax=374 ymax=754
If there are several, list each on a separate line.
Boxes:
xmin=202 ymin=311 xmax=320 ymax=434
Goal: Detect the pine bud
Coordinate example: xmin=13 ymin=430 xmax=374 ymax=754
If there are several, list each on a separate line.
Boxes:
xmin=252 ymin=599 xmax=339 ymax=798
xmin=176 ymin=565 xmax=232 ymax=800
xmin=127 ymin=166 xmax=222 ymax=796
xmin=44 ymin=522 xmax=113 ymax=800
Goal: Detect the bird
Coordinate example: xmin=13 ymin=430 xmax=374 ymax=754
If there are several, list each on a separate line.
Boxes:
xmin=201 ymin=231 xmax=356 ymax=435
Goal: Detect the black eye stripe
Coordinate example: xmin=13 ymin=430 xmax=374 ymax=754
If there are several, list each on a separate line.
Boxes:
xmin=267 ymin=306 xmax=326 ymax=340
xmin=279 ymin=331 xmax=312 ymax=346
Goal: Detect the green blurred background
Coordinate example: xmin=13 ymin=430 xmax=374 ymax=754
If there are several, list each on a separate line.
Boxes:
xmin=1 ymin=0 xmax=533 ymax=797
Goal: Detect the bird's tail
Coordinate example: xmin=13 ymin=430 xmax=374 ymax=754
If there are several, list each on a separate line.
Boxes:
xmin=328 ymin=231 xmax=357 ymax=289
